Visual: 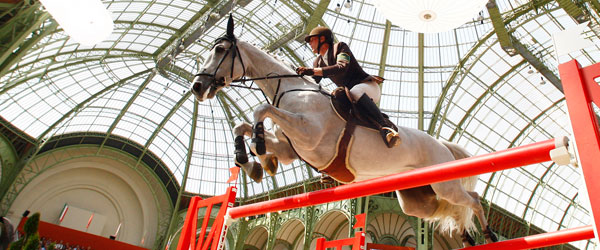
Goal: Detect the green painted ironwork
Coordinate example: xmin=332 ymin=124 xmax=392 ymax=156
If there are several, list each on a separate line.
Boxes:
xmin=428 ymin=0 xmax=555 ymax=136
xmin=556 ymin=0 xmax=589 ymax=23
xmin=161 ymin=98 xmax=198 ymax=250
xmin=378 ymin=21 xmax=392 ymax=78
xmin=0 ymin=2 xmax=48 ymax=67
xmin=448 ymin=60 xmax=527 ymax=141
xmin=301 ymin=0 xmax=331 ymax=37
xmin=487 ymin=0 xmax=516 ymax=56
xmin=0 ymin=145 xmax=172 ymax=241
xmin=418 ymin=33 xmax=424 ymax=131
xmin=0 ymin=70 xmax=152 ymax=204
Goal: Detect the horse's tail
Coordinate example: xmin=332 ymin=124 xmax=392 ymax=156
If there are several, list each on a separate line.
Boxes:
xmin=426 ymin=140 xmax=477 ymax=234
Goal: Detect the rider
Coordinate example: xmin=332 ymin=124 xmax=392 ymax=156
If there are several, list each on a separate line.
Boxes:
xmin=296 ymin=26 xmax=400 ymax=148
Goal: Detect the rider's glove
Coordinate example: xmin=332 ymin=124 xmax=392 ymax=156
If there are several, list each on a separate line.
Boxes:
xmin=295 ymin=67 xmax=314 ymax=76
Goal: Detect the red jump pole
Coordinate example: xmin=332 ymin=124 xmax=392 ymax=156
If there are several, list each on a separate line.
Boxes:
xmin=228 ymin=138 xmax=560 ymax=219
xmin=461 ymin=225 xmax=594 ymax=250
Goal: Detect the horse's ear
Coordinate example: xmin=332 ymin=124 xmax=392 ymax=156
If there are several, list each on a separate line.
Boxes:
xmin=226 ymin=14 xmax=235 ymax=38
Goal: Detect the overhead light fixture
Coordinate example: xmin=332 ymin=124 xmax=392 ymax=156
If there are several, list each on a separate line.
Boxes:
xmin=344 ymin=0 xmax=352 ymax=8
xmin=335 ymin=3 xmax=342 ymax=12
xmin=527 ymin=66 xmax=535 ymax=74
xmin=372 ymin=0 xmax=488 ymax=33
xmin=39 ymin=0 xmax=114 ymax=46
xmin=477 ymin=11 xmax=484 ymax=24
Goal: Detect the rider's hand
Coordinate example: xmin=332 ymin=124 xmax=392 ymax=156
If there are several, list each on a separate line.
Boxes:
xmin=295 ymin=67 xmax=314 ymax=76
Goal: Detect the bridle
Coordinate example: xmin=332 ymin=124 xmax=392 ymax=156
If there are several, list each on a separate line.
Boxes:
xmin=194 ymin=35 xmax=245 ymax=90
xmin=195 ymin=36 xmax=304 ymax=87
xmin=193 ymin=35 xmax=331 ymax=106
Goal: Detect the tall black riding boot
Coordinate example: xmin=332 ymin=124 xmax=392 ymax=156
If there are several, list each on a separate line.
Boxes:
xmin=356 ymin=94 xmax=400 ymax=148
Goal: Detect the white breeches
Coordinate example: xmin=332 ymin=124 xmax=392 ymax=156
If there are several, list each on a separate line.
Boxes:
xmin=348 ymin=80 xmax=381 ymax=103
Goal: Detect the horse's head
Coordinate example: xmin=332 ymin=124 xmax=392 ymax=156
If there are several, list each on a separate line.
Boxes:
xmin=192 ymin=15 xmax=246 ymax=101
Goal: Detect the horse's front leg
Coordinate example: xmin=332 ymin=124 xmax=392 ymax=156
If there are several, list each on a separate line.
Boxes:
xmin=233 ymin=122 xmax=263 ymax=182
xmin=233 ymin=122 xmax=298 ymax=181
xmin=251 ymin=104 xmax=315 ymax=156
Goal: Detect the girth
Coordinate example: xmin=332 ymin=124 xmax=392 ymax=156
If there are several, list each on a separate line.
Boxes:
xmin=319 ymin=119 xmax=357 ymax=183
xmin=282 ymin=86 xmax=398 ymax=184
xmin=281 ymin=122 xmax=357 ymax=183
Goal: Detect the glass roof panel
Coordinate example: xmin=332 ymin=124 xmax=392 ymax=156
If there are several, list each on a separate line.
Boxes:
xmin=1 ymin=1 xmax=599 ymax=243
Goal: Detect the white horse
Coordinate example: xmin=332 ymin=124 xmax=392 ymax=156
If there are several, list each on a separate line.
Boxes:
xmin=191 ymin=17 xmax=497 ymax=246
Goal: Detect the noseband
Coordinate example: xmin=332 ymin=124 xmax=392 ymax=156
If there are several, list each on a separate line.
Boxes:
xmin=194 ymin=36 xmax=246 ymax=89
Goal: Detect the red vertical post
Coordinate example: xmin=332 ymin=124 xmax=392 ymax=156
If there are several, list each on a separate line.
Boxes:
xmin=177 ymin=197 xmax=200 ymax=250
xmin=352 ymin=232 xmax=366 ymax=250
xmin=315 ymin=238 xmax=326 ymax=250
xmin=175 ymin=186 xmax=237 ymax=250
xmin=559 ymin=60 xmax=600 ymax=241
xmin=208 ymin=186 xmax=237 ymax=250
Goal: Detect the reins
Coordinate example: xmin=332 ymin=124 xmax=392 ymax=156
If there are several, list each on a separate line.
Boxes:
xmin=232 ymin=74 xmax=303 ymax=82
xmin=196 ymin=36 xmax=332 ymax=106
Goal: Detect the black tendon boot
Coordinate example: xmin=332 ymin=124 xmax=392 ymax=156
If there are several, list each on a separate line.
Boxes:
xmin=356 ymin=94 xmax=400 ymax=148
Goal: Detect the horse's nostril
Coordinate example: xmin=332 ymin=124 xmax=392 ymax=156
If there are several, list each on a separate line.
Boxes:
xmin=192 ymin=82 xmax=202 ymax=92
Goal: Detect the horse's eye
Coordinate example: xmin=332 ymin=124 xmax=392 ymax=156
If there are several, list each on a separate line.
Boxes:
xmin=215 ymin=46 xmax=225 ymax=53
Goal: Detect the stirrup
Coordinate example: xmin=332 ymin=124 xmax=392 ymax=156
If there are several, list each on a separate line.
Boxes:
xmin=380 ymin=127 xmax=400 ymax=148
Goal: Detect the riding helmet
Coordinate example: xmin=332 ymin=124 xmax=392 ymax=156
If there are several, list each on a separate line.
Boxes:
xmin=304 ymin=26 xmax=333 ymax=44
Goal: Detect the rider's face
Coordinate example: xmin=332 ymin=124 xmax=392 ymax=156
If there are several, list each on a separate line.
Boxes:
xmin=309 ymin=36 xmax=320 ymax=54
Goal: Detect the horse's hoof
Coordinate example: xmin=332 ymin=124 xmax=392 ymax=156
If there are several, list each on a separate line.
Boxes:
xmin=240 ymin=161 xmax=263 ymax=183
xmin=484 ymin=226 xmax=498 ymax=243
xmin=263 ymin=155 xmax=278 ymax=176
xmin=234 ymin=136 xmax=248 ymax=164
xmin=461 ymin=230 xmax=476 ymax=247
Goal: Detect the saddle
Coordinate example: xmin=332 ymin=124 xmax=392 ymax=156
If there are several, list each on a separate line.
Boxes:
xmin=317 ymin=87 xmax=398 ymax=183
xmin=330 ymin=87 xmax=398 ymax=131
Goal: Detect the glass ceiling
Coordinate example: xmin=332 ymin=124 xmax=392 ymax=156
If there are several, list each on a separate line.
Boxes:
xmin=1 ymin=0 xmax=599 ymax=247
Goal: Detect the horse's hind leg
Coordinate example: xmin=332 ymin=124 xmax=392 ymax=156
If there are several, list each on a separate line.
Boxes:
xmin=395 ymin=185 xmax=439 ymax=219
xmin=468 ymin=191 xmax=497 ymax=243
xmin=431 ymin=180 xmax=497 ymax=242
xmin=461 ymin=230 xmax=476 ymax=247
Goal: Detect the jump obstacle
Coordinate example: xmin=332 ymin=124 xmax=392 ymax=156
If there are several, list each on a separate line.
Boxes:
xmin=176 ymin=59 xmax=600 ymax=250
